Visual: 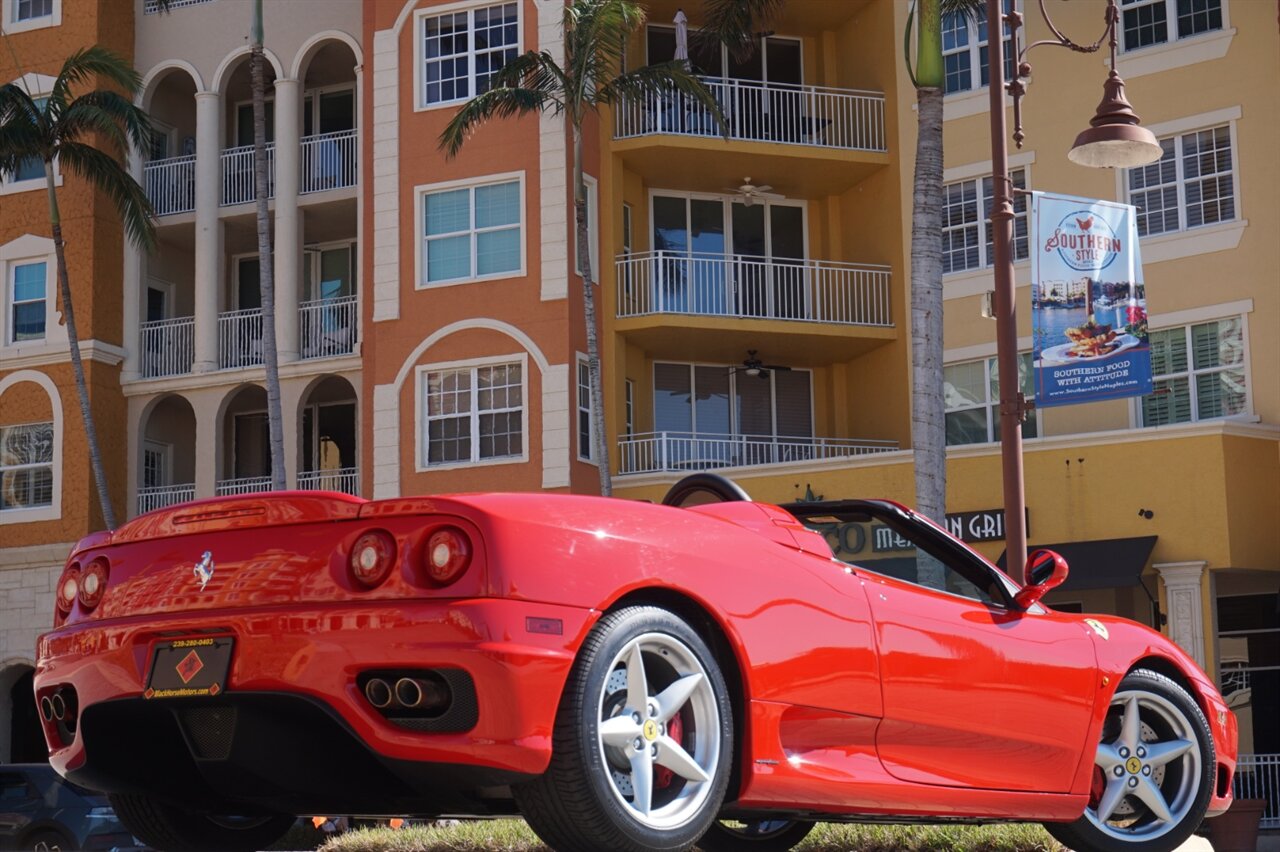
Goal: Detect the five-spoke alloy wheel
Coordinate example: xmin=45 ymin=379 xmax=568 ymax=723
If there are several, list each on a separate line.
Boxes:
xmin=1045 ymin=669 xmax=1214 ymax=852
xmin=517 ymin=606 xmax=733 ymax=852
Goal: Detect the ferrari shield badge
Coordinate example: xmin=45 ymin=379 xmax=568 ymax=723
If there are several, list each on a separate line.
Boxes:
xmin=1085 ymin=618 xmax=1110 ymax=640
xmin=193 ymin=551 xmax=215 ymax=591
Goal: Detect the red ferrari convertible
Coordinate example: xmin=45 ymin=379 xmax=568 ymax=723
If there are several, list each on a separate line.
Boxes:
xmin=34 ymin=474 xmax=1236 ymax=852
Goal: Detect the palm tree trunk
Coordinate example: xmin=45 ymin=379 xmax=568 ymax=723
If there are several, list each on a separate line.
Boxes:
xmin=251 ymin=0 xmax=286 ymax=491
xmin=46 ymin=164 xmax=117 ymax=529
xmin=573 ymin=125 xmax=611 ymax=496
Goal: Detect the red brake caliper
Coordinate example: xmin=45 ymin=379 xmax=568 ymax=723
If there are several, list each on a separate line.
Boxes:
xmin=655 ymin=711 xmax=684 ymax=789
xmin=1089 ymin=765 xmax=1106 ymax=808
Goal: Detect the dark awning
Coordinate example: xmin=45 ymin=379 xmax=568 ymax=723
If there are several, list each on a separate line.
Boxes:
xmin=996 ymin=536 xmax=1158 ymax=592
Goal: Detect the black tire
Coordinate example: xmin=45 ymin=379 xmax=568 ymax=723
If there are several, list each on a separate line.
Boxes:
xmin=23 ymin=829 xmax=73 ymax=852
xmin=108 ymin=792 xmax=294 ymax=852
xmin=1043 ymin=668 xmax=1214 ymax=852
xmin=516 ymin=606 xmax=735 ymax=852
xmin=698 ymin=818 xmax=815 ymax=851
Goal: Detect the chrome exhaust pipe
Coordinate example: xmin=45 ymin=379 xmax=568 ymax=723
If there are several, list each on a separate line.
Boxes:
xmin=39 ymin=696 xmax=54 ymax=722
xmin=50 ymin=692 xmax=66 ymax=721
xmin=364 ymin=678 xmax=393 ymax=709
xmin=394 ymin=678 xmax=423 ymax=708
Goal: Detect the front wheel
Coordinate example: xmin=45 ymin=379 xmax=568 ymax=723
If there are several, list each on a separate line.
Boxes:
xmin=1044 ymin=668 xmax=1214 ymax=852
xmin=108 ymin=793 xmax=294 ymax=852
xmin=698 ymin=818 xmax=814 ymax=851
xmin=516 ymin=606 xmax=734 ymax=852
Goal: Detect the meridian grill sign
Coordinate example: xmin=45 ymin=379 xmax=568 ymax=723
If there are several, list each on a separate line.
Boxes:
xmin=813 ymin=509 xmax=1028 ymax=557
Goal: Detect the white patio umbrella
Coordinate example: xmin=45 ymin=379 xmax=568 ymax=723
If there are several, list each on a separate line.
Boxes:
xmin=674 ymin=9 xmax=689 ymax=65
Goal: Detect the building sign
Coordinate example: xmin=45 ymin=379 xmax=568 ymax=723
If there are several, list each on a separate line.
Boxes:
xmin=812 ymin=509 xmax=1026 ymax=558
xmin=1031 ymin=191 xmax=1151 ymax=407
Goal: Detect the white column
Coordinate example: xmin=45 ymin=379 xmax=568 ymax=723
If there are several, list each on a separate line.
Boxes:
xmin=193 ymin=90 xmax=222 ymax=373
xmin=273 ymin=77 xmax=301 ymax=364
xmin=280 ymin=377 xmax=304 ymax=490
xmin=192 ymin=389 xmax=218 ymax=499
xmin=120 ymin=147 xmax=144 ymax=382
xmin=1156 ymin=561 xmax=1208 ymax=669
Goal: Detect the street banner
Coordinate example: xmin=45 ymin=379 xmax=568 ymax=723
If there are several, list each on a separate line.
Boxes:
xmin=1030 ymin=191 xmax=1150 ymax=407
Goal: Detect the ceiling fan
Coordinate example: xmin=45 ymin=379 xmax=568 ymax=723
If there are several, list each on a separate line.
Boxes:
xmin=724 ymin=177 xmax=785 ymax=207
xmin=734 ymin=350 xmax=792 ymax=379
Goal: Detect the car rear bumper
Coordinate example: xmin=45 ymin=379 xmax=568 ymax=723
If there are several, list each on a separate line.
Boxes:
xmin=35 ymin=598 xmax=594 ymax=814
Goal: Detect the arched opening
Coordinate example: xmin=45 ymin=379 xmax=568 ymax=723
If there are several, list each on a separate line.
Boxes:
xmin=297 ymin=39 xmax=359 ymax=194
xmin=0 ymin=663 xmax=43 ymax=764
xmin=298 ymin=376 xmax=358 ymax=496
xmin=137 ymin=394 xmax=197 ymax=515
xmin=217 ymin=385 xmax=271 ymax=495
xmin=219 ymin=54 xmax=279 ymax=208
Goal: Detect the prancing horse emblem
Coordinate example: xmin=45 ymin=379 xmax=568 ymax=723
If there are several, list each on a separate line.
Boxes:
xmin=193 ymin=551 xmax=215 ymax=591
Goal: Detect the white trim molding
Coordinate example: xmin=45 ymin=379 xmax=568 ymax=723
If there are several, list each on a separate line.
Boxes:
xmin=1155 ymin=561 xmax=1208 ymax=668
xmin=1139 ymin=219 xmax=1246 ymax=265
xmin=0 ymin=369 xmax=63 ymax=525
xmin=0 ymin=0 xmax=61 ymax=34
xmin=538 ymin=0 xmax=569 ymax=301
xmin=1146 ymin=298 xmax=1252 ymax=332
xmin=414 ymin=352 xmax=530 ymax=473
xmin=370 ymin=26 xmax=400 ymax=322
xmin=943 ymin=150 xmax=1037 ymax=183
xmin=1 ymin=339 xmax=126 ymax=371
xmin=1115 ymin=28 xmax=1234 ymax=80
xmin=413 ymin=171 xmax=527 ymax=289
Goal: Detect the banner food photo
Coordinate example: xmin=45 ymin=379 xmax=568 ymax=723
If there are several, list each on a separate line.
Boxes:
xmin=1030 ymin=192 xmax=1151 ymax=407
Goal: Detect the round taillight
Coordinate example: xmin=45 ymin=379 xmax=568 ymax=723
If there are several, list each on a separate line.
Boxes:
xmin=79 ymin=559 xmax=109 ymax=610
xmin=56 ymin=564 xmax=81 ymax=614
xmin=349 ymin=530 xmax=396 ymax=588
xmin=424 ymin=527 xmax=471 ymax=586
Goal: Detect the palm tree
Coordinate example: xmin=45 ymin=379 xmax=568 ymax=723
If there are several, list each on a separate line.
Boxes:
xmin=440 ymin=0 xmax=723 ymax=497
xmin=0 ymin=47 xmax=157 ymax=530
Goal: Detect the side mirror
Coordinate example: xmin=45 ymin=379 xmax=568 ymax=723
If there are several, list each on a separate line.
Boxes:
xmin=1013 ymin=548 xmax=1069 ymax=610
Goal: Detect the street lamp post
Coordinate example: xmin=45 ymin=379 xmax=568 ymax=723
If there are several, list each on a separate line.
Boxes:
xmin=986 ymin=0 xmax=1163 ymax=584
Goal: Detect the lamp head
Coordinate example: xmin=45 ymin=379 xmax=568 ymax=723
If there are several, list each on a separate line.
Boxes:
xmin=1068 ymin=71 xmax=1163 ymax=168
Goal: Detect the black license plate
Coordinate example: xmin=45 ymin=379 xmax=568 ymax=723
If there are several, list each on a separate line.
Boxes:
xmin=144 ymin=637 xmax=234 ymax=699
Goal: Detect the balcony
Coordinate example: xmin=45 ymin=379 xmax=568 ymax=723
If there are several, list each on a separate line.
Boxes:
xmin=144 ymin=155 xmax=196 ymax=216
xmin=136 ymin=483 xmax=195 ymax=514
xmin=615 ymin=78 xmax=886 ymax=152
xmin=301 ymin=130 xmax=357 ymax=194
xmin=617 ymin=252 xmax=892 ymax=327
xmin=217 ymin=308 xmax=264 ymax=370
xmin=220 ymin=142 xmax=275 ymax=207
xmin=140 ymin=315 xmax=194 ymax=378
xmin=143 ymin=0 xmax=213 ymax=11
xmin=297 ymin=466 xmax=359 ymax=496
xmin=299 ymin=296 xmax=357 ymax=360
xmin=619 ymin=432 xmax=899 ymax=475
xmin=215 ymin=475 xmax=272 ymax=496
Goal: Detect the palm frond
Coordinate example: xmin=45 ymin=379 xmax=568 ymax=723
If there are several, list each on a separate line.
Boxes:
xmin=598 ymin=61 xmax=727 ymax=135
xmin=0 ymin=84 xmax=50 ymax=174
xmin=48 ymin=46 xmax=142 ymax=117
xmin=59 ymin=90 xmax=152 ymax=155
xmin=56 ymin=141 xmax=156 ymax=251
xmin=563 ymin=0 xmax=646 ymax=105
xmin=696 ymin=0 xmax=785 ymax=61
xmin=440 ymin=86 xmax=558 ymax=157
xmin=941 ymin=0 xmax=986 ymax=24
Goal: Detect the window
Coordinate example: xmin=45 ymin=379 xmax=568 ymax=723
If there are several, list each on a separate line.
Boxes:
xmin=575 ymin=176 xmax=599 ymax=279
xmin=577 ymin=358 xmax=593 ymax=462
xmin=420 ymin=2 xmax=519 ymax=108
xmin=1121 ymin=0 xmax=1223 ymax=52
xmin=944 ymin=353 xmax=1038 ymax=445
xmin=9 ymin=261 xmax=46 ymax=342
xmin=1140 ymin=317 xmax=1246 ymax=427
xmin=942 ymin=0 xmax=1015 ymax=95
xmin=3 ymin=97 xmax=47 ymax=185
xmin=421 ymin=177 xmax=522 ymax=284
xmin=422 ymin=360 xmax=524 ymax=466
xmin=0 ymin=422 xmax=53 ymax=511
xmin=1126 ymin=125 xmax=1235 ymax=237
xmin=12 ymin=0 xmax=51 ymax=21
xmin=943 ymin=168 xmax=1028 ymax=273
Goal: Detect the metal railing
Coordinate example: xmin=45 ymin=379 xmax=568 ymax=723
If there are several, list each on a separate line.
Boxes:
xmin=136 ymin=483 xmax=195 ymax=515
xmin=614 ymin=77 xmax=886 ymax=152
xmin=143 ymin=155 xmax=196 ymax=216
xmin=215 ymin=475 xmax=272 ymax=496
xmin=299 ymin=295 xmax=357 ymax=359
xmin=221 ymin=142 xmax=275 ymax=206
xmin=1236 ymin=753 xmax=1280 ymax=829
xmin=618 ymin=432 xmax=900 ymax=475
xmin=297 ymin=467 xmax=359 ymax=496
xmin=144 ymin=0 xmax=213 ymax=12
xmin=617 ymin=251 xmax=892 ymax=327
xmin=301 ymin=129 xmax=357 ymax=194
xmin=139 ymin=315 xmax=194 ymax=378
xmin=217 ymin=308 xmax=264 ymax=370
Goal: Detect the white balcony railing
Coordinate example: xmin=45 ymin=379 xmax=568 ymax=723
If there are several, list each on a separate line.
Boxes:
xmin=136 ymin=483 xmax=195 ymax=515
xmin=614 ymin=77 xmax=886 ymax=152
xmin=1237 ymin=753 xmax=1280 ymax=829
xmin=617 ymin=251 xmax=892 ymax=327
xmin=299 ymin=295 xmax=357 ymax=359
xmin=301 ymin=129 xmax=357 ymax=194
xmin=221 ymin=142 xmax=275 ymax=206
xmin=217 ymin=308 xmax=264 ymax=370
xmin=139 ymin=315 xmax=194 ymax=378
xmin=144 ymin=0 xmax=214 ymax=12
xmin=143 ymin=155 xmax=196 ymax=216
xmin=215 ymin=475 xmax=272 ymax=496
xmin=297 ymin=466 xmax=359 ymax=496
xmin=618 ymin=432 xmax=900 ymax=475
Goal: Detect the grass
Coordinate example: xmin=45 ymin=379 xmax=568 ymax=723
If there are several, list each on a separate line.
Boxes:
xmin=317 ymin=819 xmax=1067 ymax=852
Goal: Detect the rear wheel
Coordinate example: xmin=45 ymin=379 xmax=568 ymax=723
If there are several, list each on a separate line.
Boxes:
xmin=698 ymin=818 xmax=815 ymax=851
xmin=517 ymin=606 xmax=734 ymax=852
xmin=1043 ymin=669 xmax=1213 ymax=852
xmin=108 ymin=793 xmax=294 ymax=852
